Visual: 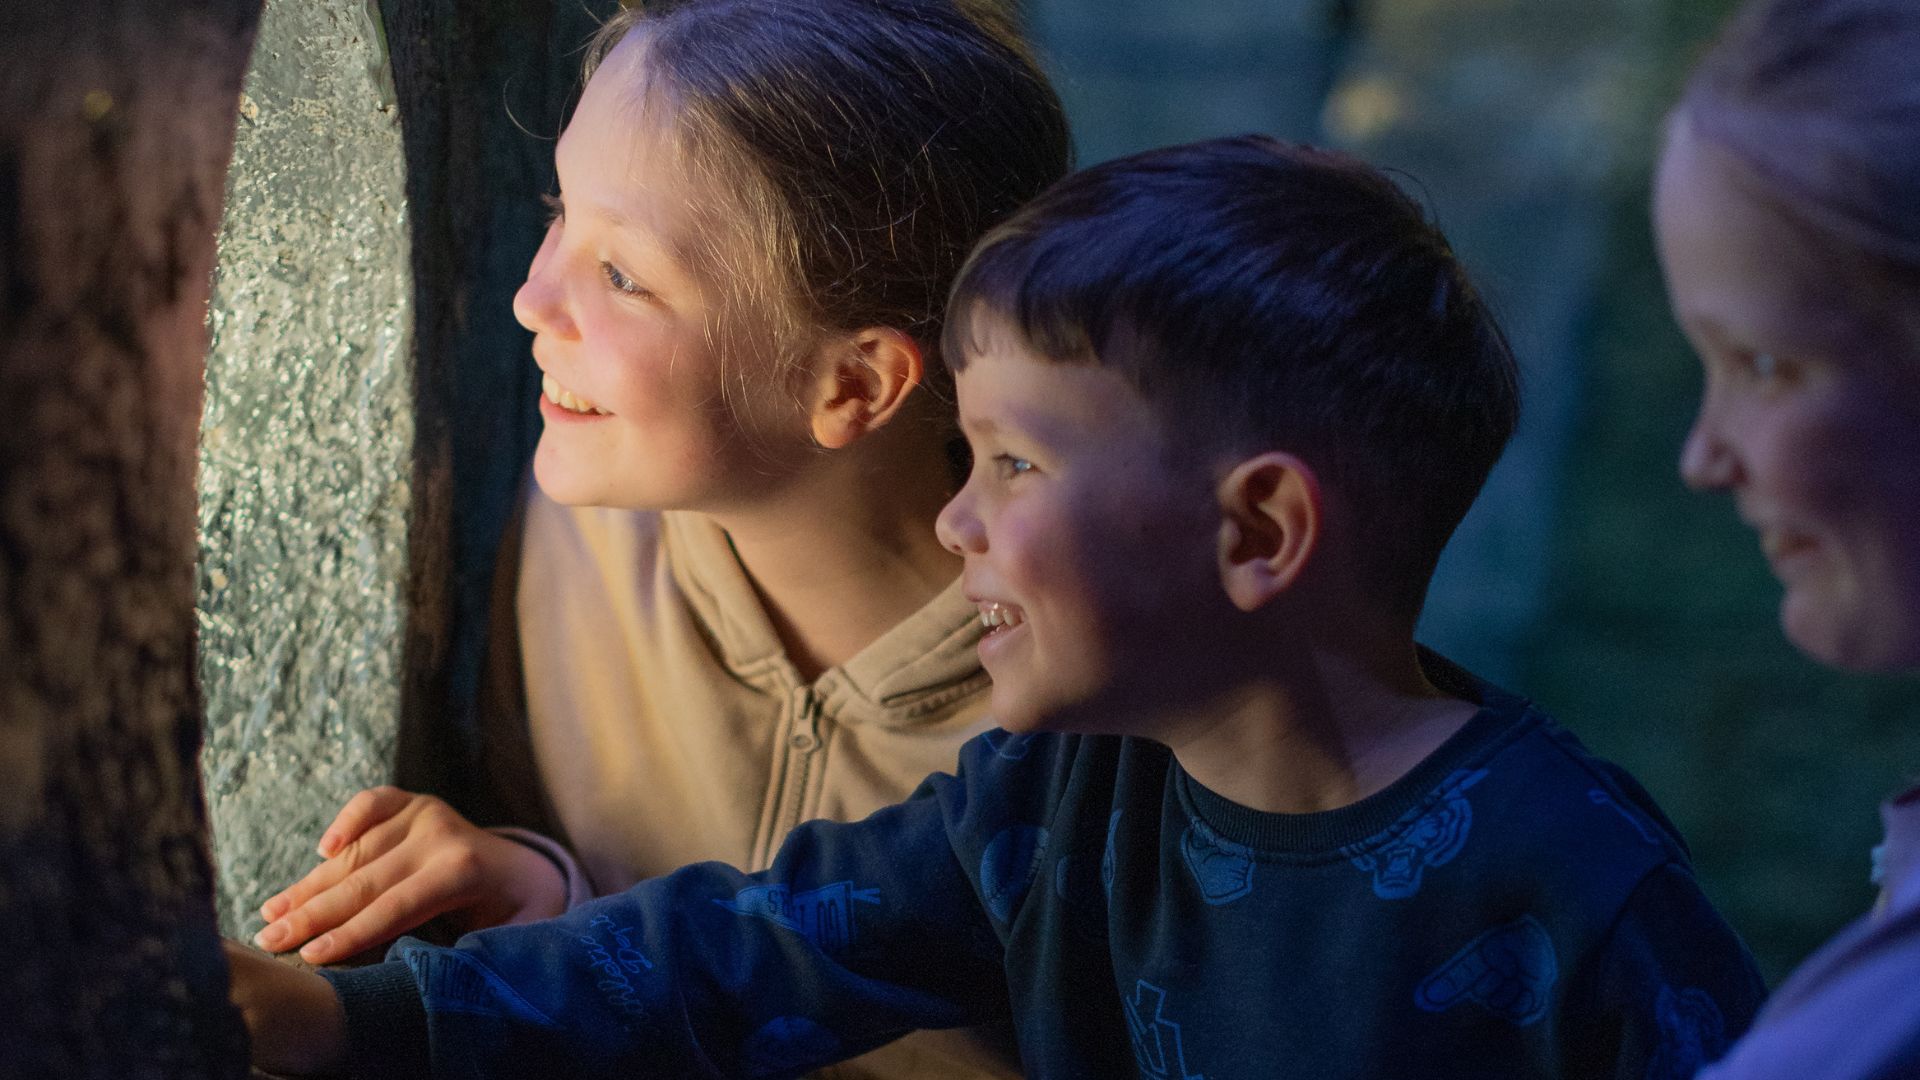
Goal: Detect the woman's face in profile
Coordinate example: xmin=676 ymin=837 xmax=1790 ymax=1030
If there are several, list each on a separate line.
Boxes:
xmin=1655 ymin=114 xmax=1920 ymax=672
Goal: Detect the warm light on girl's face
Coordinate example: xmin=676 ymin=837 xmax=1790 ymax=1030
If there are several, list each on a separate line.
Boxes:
xmin=511 ymin=41 xmax=806 ymax=514
xmin=1654 ymin=115 xmax=1920 ymax=672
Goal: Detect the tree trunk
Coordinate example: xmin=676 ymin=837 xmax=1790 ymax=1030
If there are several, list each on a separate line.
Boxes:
xmin=0 ymin=3 xmax=263 ymax=1076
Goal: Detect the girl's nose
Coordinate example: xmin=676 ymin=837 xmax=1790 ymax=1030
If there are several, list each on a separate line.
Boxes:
xmin=936 ymin=486 xmax=987 ymax=555
xmin=512 ymin=225 xmax=576 ymax=340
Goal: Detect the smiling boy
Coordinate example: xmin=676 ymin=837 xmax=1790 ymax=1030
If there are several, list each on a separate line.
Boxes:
xmin=231 ymin=136 xmax=1765 ymax=1080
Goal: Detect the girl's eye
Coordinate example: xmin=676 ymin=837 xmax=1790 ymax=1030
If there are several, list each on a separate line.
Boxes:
xmin=540 ymin=192 xmax=564 ymax=227
xmin=993 ymin=454 xmax=1034 ymax=480
xmin=601 ymin=261 xmax=650 ymax=299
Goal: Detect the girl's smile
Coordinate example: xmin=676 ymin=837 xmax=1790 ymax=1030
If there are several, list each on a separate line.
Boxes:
xmin=511 ymin=40 xmax=810 ymax=514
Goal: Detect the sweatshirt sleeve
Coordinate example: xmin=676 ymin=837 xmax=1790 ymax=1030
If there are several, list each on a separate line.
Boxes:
xmin=322 ymin=749 xmax=1015 ymax=1080
xmin=1565 ymin=861 xmax=1770 ymax=1080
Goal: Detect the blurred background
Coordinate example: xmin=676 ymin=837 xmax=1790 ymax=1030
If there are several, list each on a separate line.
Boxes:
xmin=196 ymin=0 xmax=1920 ymax=986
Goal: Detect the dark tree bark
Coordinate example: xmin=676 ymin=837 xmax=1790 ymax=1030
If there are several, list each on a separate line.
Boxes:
xmin=0 ymin=3 xmax=263 ymax=1076
xmin=379 ymin=0 xmax=615 ymax=810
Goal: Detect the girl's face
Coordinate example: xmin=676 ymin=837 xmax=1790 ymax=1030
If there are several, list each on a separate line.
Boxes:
xmin=1655 ymin=115 xmax=1920 ymax=671
xmin=514 ymin=44 xmax=808 ymax=512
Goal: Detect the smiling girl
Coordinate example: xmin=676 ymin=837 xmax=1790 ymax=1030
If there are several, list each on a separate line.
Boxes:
xmin=1653 ymin=0 xmax=1920 ymax=1075
xmin=245 ymin=3 xmax=1068 ymax=1077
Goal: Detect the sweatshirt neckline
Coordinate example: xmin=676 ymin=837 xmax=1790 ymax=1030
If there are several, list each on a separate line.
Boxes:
xmin=662 ymin=510 xmax=985 ymax=721
xmin=1175 ymin=652 xmax=1536 ymax=857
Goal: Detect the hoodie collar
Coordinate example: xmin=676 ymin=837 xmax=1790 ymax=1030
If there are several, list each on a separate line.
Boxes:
xmin=663 ymin=510 xmax=987 ymax=728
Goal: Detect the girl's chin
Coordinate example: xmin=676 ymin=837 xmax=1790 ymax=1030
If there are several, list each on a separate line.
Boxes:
xmin=530 ymin=445 xmax=607 ymax=508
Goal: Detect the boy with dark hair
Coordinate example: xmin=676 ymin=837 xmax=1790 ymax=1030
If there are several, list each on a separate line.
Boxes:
xmin=231 ymin=135 xmax=1764 ymax=1080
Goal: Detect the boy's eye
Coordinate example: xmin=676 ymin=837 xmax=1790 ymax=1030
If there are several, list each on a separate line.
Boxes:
xmin=601 ymin=261 xmax=651 ymax=299
xmin=540 ymin=192 xmax=564 ymax=227
xmin=993 ymin=454 xmax=1034 ymax=480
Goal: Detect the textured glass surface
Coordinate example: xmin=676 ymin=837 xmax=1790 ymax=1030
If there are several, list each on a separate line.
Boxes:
xmin=198 ymin=0 xmax=411 ymax=939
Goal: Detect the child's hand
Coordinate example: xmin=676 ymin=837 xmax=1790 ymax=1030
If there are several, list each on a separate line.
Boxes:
xmin=253 ymin=787 xmax=568 ymax=965
xmin=224 ymin=940 xmax=348 ymax=1076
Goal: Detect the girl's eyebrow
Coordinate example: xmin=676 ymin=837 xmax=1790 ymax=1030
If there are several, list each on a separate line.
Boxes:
xmin=569 ymin=197 xmax=705 ymax=291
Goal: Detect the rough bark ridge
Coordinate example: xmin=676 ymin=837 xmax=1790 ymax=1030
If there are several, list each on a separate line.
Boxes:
xmin=0 ymin=2 xmax=263 ymax=1076
xmin=379 ymin=0 xmax=613 ymax=809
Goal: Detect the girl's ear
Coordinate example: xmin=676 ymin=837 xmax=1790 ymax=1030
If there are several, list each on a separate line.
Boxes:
xmin=808 ymin=327 xmax=924 ymax=449
xmin=1214 ymin=452 xmax=1322 ymax=612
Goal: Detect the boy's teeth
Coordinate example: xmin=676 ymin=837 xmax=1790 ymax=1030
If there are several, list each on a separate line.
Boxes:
xmin=980 ymin=602 xmax=1025 ymax=630
xmin=542 ymin=373 xmax=606 ymax=415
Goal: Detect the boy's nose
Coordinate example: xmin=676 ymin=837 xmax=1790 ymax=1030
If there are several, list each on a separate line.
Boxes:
xmin=512 ymin=226 xmax=577 ymax=340
xmin=935 ymin=488 xmax=986 ymax=555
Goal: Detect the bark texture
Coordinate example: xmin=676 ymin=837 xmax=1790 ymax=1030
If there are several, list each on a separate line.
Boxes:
xmin=0 ymin=2 xmax=262 ymax=1076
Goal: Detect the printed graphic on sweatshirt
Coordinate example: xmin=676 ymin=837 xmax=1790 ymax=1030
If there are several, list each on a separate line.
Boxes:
xmin=1414 ymin=915 xmax=1558 ymax=1026
xmin=742 ymin=1016 xmax=842 ymax=1078
xmin=423 ymin=947 xmax=562 ymax=1026
xmin=1180 ymin=821 xmax=1256 ymax=905
xmin=1587 ymin=788 xmax=1664 ymax=847
xmin=1643 ymin=984 xmax=1727 ymax=1080
xmin=713 ymin=882 xmax=881 ymax=954
xmin=981 ymin=824 xmax=1049 ymax=922
xmin=573 ymin=913 xmax=653 ymax=1020
xmin=1343 ymin=768 xmax=1487 ymax=900
xmin=1124 ymin=980 xmax=1205 ymax=1080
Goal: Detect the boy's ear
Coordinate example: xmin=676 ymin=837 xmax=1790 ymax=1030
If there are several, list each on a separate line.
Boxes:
xmin=808 ymin=327 xmax=924 ymax=450
xmin=1215 ymin=452 xmax=1323 ymax=613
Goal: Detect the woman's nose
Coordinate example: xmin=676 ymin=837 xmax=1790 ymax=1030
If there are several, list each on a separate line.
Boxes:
xmin=1679 ymin=412 xmax=1741 ymax=492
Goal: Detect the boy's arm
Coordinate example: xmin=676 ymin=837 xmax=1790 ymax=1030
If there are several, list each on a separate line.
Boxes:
xmin=317 ymin=759 xmax=1013 ymax=1080
xmin=224 ymin=941 xmax=352 ymax=1077
xmin=1569 ymin=861 xmax=1770 ymax=1080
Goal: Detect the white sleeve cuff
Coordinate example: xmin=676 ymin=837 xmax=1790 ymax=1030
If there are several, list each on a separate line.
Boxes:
xmin=489 ymin=826 xmax=596 ymax=911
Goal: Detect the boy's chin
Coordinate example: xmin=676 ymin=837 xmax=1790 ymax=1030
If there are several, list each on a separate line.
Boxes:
xmin=988 ymin=687 xmax=1106 ymax=738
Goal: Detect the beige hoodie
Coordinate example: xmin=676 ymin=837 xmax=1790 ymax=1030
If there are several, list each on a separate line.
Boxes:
xmin=483 ymin=487 xmax=1018 ymax=1079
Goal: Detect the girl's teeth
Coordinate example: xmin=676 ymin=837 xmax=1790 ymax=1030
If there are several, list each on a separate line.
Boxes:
xmin=542 ymin=373 xmax=606 ymax=415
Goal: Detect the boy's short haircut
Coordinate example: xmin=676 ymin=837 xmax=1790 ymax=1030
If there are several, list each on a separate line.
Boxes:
xmin=945 ymin=135 xmax=1521 ymax=619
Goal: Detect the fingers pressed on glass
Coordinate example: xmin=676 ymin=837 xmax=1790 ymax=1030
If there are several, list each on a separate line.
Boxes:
xmin=259 ymin=857 xmax=400 ymax=956
xmin=300 ymin=875 xmax=445 ymax=965
xmin=318 ymin=785 xmax=414 ymax=858
xmin=260 ymin=853 xmax=352 ymax=924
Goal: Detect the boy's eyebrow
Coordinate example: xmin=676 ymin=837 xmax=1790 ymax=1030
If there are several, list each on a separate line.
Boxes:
xmin=957 ymin=412 xmax=1000 ymax=438
xmin=959 ymin=405 xmax=1072 ymax=450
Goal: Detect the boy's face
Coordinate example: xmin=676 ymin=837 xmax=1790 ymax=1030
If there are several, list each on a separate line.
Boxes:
xmin=935 ymin=314 xmax=1230 ymax=734
xmin=1655 ymin=116 xmax=1920 ymax=671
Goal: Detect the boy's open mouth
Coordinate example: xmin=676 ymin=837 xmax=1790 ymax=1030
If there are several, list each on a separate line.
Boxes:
xmin=978 ymin=602 xmax=1026 ymax=634
xmin=542 ymin=373 xmax=610 ymax=416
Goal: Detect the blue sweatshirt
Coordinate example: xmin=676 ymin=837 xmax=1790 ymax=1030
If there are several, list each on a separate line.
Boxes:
xmin=326 ymin=660 xmax=1765 ymax=1079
